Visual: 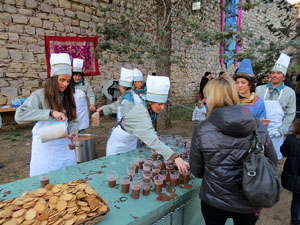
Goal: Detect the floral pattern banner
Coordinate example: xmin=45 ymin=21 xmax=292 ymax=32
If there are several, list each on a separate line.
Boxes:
xmin=45 ymin=35 xmax=100 ymax=77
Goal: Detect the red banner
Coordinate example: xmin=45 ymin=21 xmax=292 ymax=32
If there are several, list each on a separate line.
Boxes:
xmin=45 ymin=35 xmax=100 ymax=77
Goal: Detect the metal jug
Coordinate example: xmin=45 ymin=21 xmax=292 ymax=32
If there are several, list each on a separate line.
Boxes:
xmin=75 ymin=134 xmax=96 ymax=163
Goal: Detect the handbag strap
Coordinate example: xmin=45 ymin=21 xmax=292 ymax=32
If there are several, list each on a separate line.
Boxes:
xmin=249 ymin=125 xmax=265 ymax=154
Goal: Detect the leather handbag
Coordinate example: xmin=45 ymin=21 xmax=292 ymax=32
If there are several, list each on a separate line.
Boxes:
xmin=242 ymin=127 xmax=280 ymax=208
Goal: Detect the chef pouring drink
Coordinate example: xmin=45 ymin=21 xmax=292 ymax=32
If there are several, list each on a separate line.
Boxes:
xmin=15 ymin=53 xmax=79 ymax=177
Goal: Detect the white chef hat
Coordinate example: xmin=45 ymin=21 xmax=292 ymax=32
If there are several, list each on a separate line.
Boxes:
xmin=73 ymin=58 xmax=84 ymax=73
xmin=50 ymin=53 xmax=72 ymax=77
xmin=146 ymin=75 xmax=170 ymax=103
xmin=119 ymin=67 xmax=134 ymax=87
xmin=272 ymin=53 xmax=291 ymax=76
xmin=133 ymin=68 xmax=143 ymax=82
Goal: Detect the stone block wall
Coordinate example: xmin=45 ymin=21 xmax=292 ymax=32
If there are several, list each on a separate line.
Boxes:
xmin=0 ymin=0 xmax=289 ymax=106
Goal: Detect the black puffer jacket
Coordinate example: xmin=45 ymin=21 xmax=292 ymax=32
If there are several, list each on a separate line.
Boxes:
xmin=190 ymin=105 xmax=277 ymax=213
xmin=281 ymin=134 xmax=300 ymax=193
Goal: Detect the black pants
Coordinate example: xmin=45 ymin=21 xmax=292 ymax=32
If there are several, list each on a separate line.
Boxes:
xmin=201 ymin=201 xmax=259 ymax=225
xmin=291 ymin=192 xmax=300 ymax=225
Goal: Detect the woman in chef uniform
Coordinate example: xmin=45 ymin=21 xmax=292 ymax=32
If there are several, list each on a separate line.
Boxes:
xmin=132 ymin=68 xmax=146 ymax=104
xmin=100 ymin=75 xmax=189 ymax=173
xmin=72 ymin=58 xmax=90 ymax=133
xmin=97 ymin=68 xmax=137 ymax=155
xmin=15 ymin=53 xmax=78 ymax=177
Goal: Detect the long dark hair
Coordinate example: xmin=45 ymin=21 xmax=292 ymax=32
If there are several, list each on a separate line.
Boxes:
xmin=44 ymin=76 xmax=77 ymax=121
xmin=146 ymin=101 xmax=157 ymax=131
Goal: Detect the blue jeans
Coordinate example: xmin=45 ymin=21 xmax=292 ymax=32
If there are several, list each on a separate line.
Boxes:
xmin=291 ymin=193 xmax=300 ymax=225
xmin=201 ymin=201 xmax=259 ymax=225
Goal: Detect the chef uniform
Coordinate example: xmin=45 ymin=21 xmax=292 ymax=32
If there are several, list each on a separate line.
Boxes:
xmin=132 ymin=68 xmax=146 ymax=104
xmin=256 ymin=53 xmax=296 ymax=160
xmin=109 ymin=75 xmax=179 ymax=160
xmin=15 ymin=53 xmax=78 ymax=177
xmin=72 ymin=59 xmax=89 ymax=130
xmin=102 ymin=68 xmax=137 ymax=155
xmin=72 ymin=58 xmax=95 ymax=113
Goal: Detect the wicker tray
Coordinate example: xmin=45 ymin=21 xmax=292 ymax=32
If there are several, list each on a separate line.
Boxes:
xmin=77 ymin=193 xmax=110 ymax=225
xmin=0 ymin=179 xmax=110 ymax=225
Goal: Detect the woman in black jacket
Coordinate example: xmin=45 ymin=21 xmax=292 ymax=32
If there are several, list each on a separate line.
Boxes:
xmin=199 ymin=71 xmax=212 ymax=100
xmin=281 ymin=119 xmax=300 ymax=225
xmin=190 ymin=76 xmax=277 ymax=225
xmin=294 ymin=77 xmax=300 ymax=118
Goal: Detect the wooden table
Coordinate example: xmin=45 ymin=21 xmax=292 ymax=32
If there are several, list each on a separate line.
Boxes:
xmin=0 ymin=107 xmax=17 ymax=113
xmin=0 ymin=107 xmax=17 ymax=129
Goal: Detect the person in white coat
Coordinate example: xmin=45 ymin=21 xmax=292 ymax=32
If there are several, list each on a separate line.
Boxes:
xmin=256 ymin=53 xmax=296 ymax=160
xmin=97 ymin=68 xmax=137 ymax=155
xmin=72 ymin=58 xmax=96 ymax=112
xmin=101 ymin=75 xmax=189 ymax=173
xmin=132 ymin=68 xmax=146 ymax=104
xmin=72 ymin=58 xmax=91 ymax=133
xmin=15 ymin=53 xmax=78 ymax=177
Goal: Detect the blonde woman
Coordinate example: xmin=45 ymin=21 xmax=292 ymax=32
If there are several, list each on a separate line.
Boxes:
xmin=190 ymin=76 xmax=277 ymax=225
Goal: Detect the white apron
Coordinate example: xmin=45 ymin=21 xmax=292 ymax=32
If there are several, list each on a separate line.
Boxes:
xmin=106 ymin=99 xmax=137 ymax=156
xmin=133 ymin=92 xmax=146 ymax=105
xmin=74 ymin=89 xmax=89 ymax=130
xmin=30 ymin=118 xmax=76 ymax=177
xmin=264 ymin=88 xmax=284 ymax=160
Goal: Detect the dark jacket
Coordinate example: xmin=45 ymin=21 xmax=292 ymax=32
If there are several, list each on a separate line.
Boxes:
xmin=296 ymin=92 xmax=300 ymax=118
xmin=199 ymin=76 xmax=209 ymax=99
xmin=281 ymin=134 xmax=300 ymax=193
xmin=190 ymin=105 xmax=277 ymax=213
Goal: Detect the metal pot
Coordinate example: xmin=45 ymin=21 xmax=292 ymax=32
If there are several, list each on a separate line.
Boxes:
xmin=75 ymin=134 xmax=96 ymax=163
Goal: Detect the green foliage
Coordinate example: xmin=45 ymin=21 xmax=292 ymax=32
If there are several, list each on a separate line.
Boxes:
xmin=97 ymin=17 xmax=172 ymax=64
xmin=170 ymin=104 xmax=195 ymax=121
xmin=96 ymin=0 xmax=299 ymax=76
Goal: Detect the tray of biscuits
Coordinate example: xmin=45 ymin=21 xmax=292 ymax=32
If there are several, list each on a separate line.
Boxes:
xmin=0 ymin=179 xmax=109 ymax=225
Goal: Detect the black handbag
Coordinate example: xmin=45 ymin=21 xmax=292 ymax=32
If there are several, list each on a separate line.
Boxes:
xmin=242 ymin=127 xmax=280 ymax=208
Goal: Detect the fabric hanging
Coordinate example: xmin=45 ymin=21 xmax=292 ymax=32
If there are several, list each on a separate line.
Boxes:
xmin=45 ymin=35 xmax=100 ymax=77
xmin=220 ymin=0 xmax=242 ymax=69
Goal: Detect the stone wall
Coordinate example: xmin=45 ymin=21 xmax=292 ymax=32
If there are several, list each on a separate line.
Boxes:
xmin=170 ymin=1 xmax=289 ymax=104
xmin=0 ymin=0 xmax=289 ymax=106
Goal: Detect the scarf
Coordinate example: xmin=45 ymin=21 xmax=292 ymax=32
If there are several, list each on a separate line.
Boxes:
xmin=266 ymin=82 xmax=285 ymax=98
xmin=59 ymin=92 xmax=64 ymax=102
xmin=240 ymin=93 xmax=257 ymax=104
xmin=152 ymin=112 xmax=157 ymax=128
xmin=134 ymin=86 xmax=147 ymax=95
xmin=121 ymin=91 xmax=134 ymax=103
xmin=74 ymin=79 xmax=83 ymax=86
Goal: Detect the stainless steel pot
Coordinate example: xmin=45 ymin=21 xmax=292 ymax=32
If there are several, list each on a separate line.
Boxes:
xmin=75 ymin=134 xmax=96 ymax=163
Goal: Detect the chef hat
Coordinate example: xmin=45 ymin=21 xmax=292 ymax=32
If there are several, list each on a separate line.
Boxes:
xmin=236 ymin=59 xmax=254 ymax=76
xmin=146 ymin=75 xmax=170 ymax=103
xmin=272 ymin=53 xmax=291 ymax=76
xmin=133 ymin=68 xmax=143 ymax=82
xmin=119 ymin=67 xmax=134 ymax=87
xmin=73 ymin=58 xmax=84 ymax=73
xmin=50 ymin=53 xmax=72 ymax=77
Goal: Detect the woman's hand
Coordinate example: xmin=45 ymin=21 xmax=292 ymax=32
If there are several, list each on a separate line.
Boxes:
xmin=96 ymin=107 xmax=103 ymax=114
xmin=175 ymin=157 xmax=190 ymax=174
xmin=260 ymin=118 xmax=271 ymax=126
xmin=90 ymin=105 xmax=96 ymax=112
xmin=51 ymin=110 xmax=66 ymax=121
xmin=68 ymin=132 xmax=78 ymax=142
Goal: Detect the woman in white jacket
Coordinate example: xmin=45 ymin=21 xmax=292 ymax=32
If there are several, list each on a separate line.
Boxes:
xmin=98 ymin=75 xmax=189 ymax=173
xmin=15 ymin=53 xmax=78 ymax=177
